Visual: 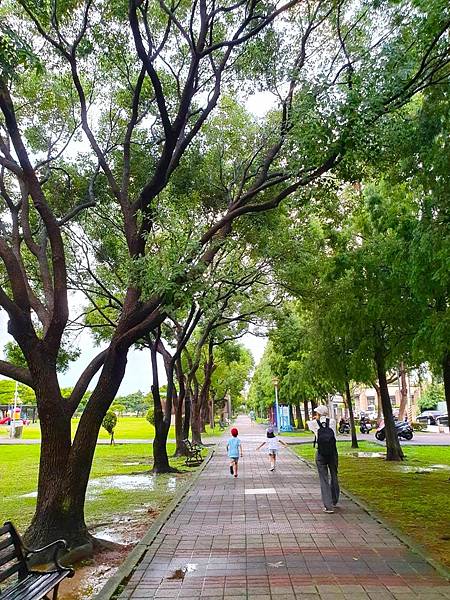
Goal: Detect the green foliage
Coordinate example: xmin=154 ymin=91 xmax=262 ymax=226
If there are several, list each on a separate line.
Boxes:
xmin=0 ymin=379 xmax=35 ymax=405
xmin=145 ymin=406 xmax=155 ymax=426
xmin=247 ymin=342 xmax=276 ymax=412
xmin=418 ymin=382 xmax=445 ymax=411
xmin=111 ymin=403 xmax=125 ymax=415
xmin=210 ymin=343 xmax=254 ymax=409
xmin=4 ymin=338 xmax=80 ymax=374
xmin=101 ymin=410 xmax=117 ymax=443
xmin=0 ymin=23 xmax=42 ymax=78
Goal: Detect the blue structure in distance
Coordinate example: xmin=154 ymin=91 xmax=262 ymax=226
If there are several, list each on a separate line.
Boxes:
xmin=272 ymin=403 xmax=293 ymax=432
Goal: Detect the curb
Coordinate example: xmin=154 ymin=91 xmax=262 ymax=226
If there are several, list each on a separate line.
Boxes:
xmin=93 ymin=448 xmax=215 ymax=600
xmin=288 ymin=446 xmax=450 ymax=581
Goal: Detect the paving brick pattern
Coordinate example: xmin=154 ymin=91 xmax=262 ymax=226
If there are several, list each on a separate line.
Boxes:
xmin=117 ymin=417 xmax=450 ymax=599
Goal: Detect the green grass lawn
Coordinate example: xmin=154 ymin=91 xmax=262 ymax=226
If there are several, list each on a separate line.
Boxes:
xmin=0 ymin=442 xmax=204 ymax=533
xmin=292 ymin=441 xmax=450 ymax=569
xmin=0 ymin=417 xmax=225 ymax=441
xmin=279 ymin=429 xmax=314 ymax=437
xmin=202 ymin=423 xmax=228 ymax=437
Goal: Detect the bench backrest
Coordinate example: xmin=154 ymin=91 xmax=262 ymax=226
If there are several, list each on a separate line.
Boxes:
xmin=0 ymin=522 xmax=28 ymax=584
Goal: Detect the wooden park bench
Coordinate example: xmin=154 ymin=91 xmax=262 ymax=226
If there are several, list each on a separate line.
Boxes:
xmin=182 ymin=439 xmax=203 ymax=466
xmin=0 ymin=521 xmax=73 ymax=600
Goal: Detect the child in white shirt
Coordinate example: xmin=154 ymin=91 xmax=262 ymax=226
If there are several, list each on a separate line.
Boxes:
xmin=256 ymin=427 xmax=288 ymax=471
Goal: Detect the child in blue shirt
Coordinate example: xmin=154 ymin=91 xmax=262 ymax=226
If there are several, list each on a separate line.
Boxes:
xmin=227 ymin=427 xmax=243 ymax=478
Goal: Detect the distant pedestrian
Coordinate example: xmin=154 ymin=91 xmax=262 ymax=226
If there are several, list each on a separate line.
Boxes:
xmin=307 ymin=405 xmax=340 ymax=513
xmin=249 ymin=409 xmax=256 ymax=425
xmin=227 ymin=427 xmax=243 ymax=478
xmin=256 ymin=426 xmax=287 ymax=471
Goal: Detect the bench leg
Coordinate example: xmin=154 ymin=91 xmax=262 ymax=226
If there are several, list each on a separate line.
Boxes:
xmin=50 ymin=583 xmax=60 ymax=600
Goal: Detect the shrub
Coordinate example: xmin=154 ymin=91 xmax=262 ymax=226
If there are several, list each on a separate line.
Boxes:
xmin=102 ymin=410 xmax=117 ymax=445
xmin=146 ymin=406 xmax=155 ymax=426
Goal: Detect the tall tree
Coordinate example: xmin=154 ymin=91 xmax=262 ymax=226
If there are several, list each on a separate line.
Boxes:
xmin=0 ymin=0 xmax=448 ymax=548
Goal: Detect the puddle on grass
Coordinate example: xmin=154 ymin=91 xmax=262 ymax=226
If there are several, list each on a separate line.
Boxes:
xmin=20 ymin=491 xmax=38 ymax=498
xmin=86 ymin=473 xmax=156 ymax=498
xmin=19 ymin=474 xmax=179 ymax=501
xmin=167 ymin=564 xmax=197 ymax=580
xmin=87 ymin=474 xmax=178 ymax=499
xmin=397 ymin=466 xmax=434 ymax=473
xmin=59 ymin=519 xmax=150 ymax=600
xmin=92 ymin=522 xmax=143 ymax=546
xmin=350 ymin=452 xmax=385 ymax=458
xmin=396 ymin=464 xmax=450 ymax=474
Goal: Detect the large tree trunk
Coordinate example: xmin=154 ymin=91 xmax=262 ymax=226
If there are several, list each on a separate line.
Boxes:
xmin=182 ymin=388 xmax=191 ymax=441
xmin=375 ymin=351 xmax=404 ymax=461
xmin=191 ymin=383 xmax=202 ymax=445
xmin=174 ymin=359 xmax=187 ymax=456
xmin=398 ymin=362 xmax=408 ymax=420
xmin=151 ymin=337 xmax=176 ymax=473
xmin=210 ymin=397 xmax=215 ymax=429
xmin=374 ymin=382 xmax=382 ymax=422
xmin=443 ymin=351 xmax=450 ymax=427
xmin=295 ymin=402 xmax=304 ymax=429
xmin=198 ymin=345 xmax=214 ymax=436
xmin=25 ymin=347 xmax=129 ymax=550
xmin=344 ymin=381 xmax=358 ymax=449
xmin=152 ymin=419 xmax=172 ymax=472
xmin=288 ymin=404 xmax=294 ymax=428
xmin=303 ymin=399 xmax=309 ymax=422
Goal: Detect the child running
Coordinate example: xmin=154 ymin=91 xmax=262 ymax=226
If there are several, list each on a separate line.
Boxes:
xmin=226 ymin=427 xmax=243 ymax=478
xmin=256 ymin=426 xmax=288 ymax=471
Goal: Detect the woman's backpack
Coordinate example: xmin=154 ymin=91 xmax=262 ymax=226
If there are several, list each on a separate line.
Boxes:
xmin=314 ymin=418 xmax=337 ymax=461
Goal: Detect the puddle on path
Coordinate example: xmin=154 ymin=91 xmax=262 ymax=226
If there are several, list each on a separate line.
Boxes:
xmin=350 ymin=452 xmax=385 ymax=458
xmin=167 ymin=564 xmax=197 ymax=580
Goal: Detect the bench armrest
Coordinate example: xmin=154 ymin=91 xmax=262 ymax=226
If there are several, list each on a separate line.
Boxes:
xmin=25 ymin=539 xmax=73 ymax=573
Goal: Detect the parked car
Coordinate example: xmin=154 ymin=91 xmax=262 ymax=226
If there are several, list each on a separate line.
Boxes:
xmin=436 ymin=414 xmax=448 ymax=427
xmin=416 ymin=410 xmax=443 ymax=425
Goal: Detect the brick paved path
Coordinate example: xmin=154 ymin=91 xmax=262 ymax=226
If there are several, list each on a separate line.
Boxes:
xmin=118 ymin=416 xmax=450 ymax=600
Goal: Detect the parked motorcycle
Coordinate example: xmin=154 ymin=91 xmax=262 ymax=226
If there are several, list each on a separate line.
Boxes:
xmin=360 ymin=419 xmax=373 ymax=434
xmin=338 ymin=419 xmax=350 ymax=434
xmin=375 ymin=419 xmax=413 ymax=441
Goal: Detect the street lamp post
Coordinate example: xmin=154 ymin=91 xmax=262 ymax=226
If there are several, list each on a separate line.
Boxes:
xmin=272 ymin=377 xmax=280 ymax=432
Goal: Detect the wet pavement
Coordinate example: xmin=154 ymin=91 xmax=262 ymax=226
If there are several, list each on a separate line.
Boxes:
xmin=114 ymin=416 xmax=450 ymax=599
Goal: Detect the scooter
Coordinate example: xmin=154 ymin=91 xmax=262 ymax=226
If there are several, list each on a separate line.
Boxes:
xmin=375 ymin=419 xmax=413 ymax=441
xmin=338 ymin=419 xmax=350 ymax=434
xmin=360 ymin=420 xmax=373 ymax=434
